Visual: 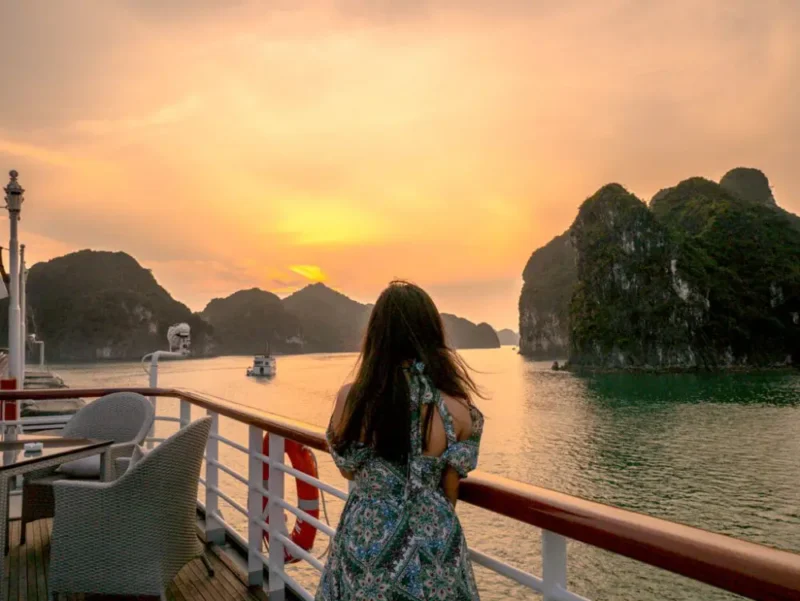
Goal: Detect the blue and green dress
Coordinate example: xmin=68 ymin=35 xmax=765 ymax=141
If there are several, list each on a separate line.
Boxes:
xmin=317 ymin=364 xmax=484 ymax=601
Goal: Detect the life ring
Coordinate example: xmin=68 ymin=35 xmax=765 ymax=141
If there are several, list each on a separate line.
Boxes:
xmin=262 ymin=437 xmax=320 ymax=563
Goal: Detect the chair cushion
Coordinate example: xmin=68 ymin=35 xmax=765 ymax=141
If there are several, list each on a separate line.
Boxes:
xmin=27 ymin=473 xmax=66 ymax=487
xmin=116 ymin=445 xmax=147 ymax=476
xmin=127 ymin=445 xmax=147 ymax=471
xmin=57 ymin=455 xmax=101 ymax=479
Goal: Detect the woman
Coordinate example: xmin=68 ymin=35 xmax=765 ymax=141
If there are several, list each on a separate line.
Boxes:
xmin=317 ymin=281 xmax=484 ymax=601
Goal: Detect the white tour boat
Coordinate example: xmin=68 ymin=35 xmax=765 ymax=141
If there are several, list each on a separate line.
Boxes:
xmin=247 ymin=345 xmax=276 ymax=377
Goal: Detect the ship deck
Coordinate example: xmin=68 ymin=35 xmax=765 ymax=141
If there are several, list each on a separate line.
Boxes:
xmin=3 ymin=519 xmax=269 ymax=601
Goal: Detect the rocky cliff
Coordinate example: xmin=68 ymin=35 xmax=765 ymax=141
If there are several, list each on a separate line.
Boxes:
xmin=642 ymin=175 xmax=800 ymax=368
xmin=8 ymin=250 xmax=214 ymax=361
xmin=569 ymin=184 xmax=709 ymax=368
xmin=518 ymin=231 xmax=576 ymax=358
xmin=519 ymin=168 xmax=800 ymax=369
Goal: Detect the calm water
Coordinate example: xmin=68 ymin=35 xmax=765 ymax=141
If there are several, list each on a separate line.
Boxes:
xmin=54 ymin=349 xmax=800 ymax=601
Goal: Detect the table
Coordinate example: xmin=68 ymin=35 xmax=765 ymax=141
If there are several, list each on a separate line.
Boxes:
xmin=0 ymin=435 xmax=112 ymax=599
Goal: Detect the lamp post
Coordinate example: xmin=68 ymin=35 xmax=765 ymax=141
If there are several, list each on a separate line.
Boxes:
xmin=20 ymin=243 xmax=26 ymax=382
xmin=4 ymin=170 xmax=24 ymax=390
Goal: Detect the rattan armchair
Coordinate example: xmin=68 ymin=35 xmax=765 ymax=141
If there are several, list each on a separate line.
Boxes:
xmin=48 ymin=417 xmax=212 ymax=599
xmin=20 ymin=391 xmax=155 ymax=544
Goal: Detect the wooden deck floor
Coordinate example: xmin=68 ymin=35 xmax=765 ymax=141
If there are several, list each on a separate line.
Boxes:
xmin=3 ymin=520 xmax=268 ymax=601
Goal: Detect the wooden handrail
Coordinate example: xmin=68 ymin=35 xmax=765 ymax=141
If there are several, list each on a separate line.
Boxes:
xmin=3 ymin=387 xmax=800 ymax=600
xmin=459 ymin=473 xmax=800 ymax=601
xmin=0 ymin=387 xmax=330 ymax=449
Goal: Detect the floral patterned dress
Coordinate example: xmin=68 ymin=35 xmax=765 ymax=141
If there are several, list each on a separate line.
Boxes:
xmin=316 ymin=363 xmax=484 ymax=601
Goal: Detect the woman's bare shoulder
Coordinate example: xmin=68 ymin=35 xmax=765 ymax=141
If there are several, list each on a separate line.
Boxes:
xmin=337 ymin=382 xmax=354 ymax=402
xmin=331 ymin=383 xmax=354 ymax=427
xmin=440 ymin=392 xmax=476 ymax=441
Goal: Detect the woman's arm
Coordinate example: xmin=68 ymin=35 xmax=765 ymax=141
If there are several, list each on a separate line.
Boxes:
xmin=439 ymin=394 xmax=476 ymax=506
xmin=331 ymin=384 xmax=354 ymax=480
xmin=441 ymin=466 xmax=460 ymax=507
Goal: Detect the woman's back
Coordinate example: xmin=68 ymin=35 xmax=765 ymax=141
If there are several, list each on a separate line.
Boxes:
xmin=331 ymin=365 xmax=480 ymax=473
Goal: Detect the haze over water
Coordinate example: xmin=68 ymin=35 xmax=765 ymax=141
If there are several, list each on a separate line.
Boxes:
xmin=56 ymin=349 xmax=800 ymax=601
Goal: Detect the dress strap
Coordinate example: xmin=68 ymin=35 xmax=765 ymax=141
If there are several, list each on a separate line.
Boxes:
xmin=435 ymin=393 xmax=459 ymax=446
xmin=405 ymin=361 xmax=437 ymax=457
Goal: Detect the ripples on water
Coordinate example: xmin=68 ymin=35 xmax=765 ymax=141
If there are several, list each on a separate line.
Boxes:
xmin=56 ymin=350 xmax=800 ymax=601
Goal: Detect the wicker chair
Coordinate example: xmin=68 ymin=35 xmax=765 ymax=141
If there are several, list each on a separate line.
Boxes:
xmin=20 ymin=391 xmax=155 ymax=545
xmin=48 ymin=417 xmax=212 ymax=600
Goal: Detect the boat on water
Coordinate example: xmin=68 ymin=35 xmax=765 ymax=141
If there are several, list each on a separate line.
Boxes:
xmin=247 ymin=343 xmax=276 ymax=377
xmin=247 ymin=354 xmax=276 ymax=377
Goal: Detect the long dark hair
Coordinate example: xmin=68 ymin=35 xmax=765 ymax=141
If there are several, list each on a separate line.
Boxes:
xmin=330 ymin=280 xmax=481 ymax=464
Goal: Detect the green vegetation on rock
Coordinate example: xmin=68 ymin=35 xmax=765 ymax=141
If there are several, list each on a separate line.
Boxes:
xmin=518 ymin=231 xmax=576 ymax=358
xmin=569 ymin=184 xmax=708 ymax=368
xmin=519 ymin=168 xmax=800 ymax=369
xmin=720 ymin=167 xmax=775 ymax=206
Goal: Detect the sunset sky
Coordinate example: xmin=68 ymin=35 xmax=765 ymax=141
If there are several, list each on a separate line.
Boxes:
xmin=2 ymin=1 xmax=799 ymax=331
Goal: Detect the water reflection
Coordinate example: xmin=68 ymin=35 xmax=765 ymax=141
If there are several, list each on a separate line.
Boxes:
xmin=585 ymin=371 xmax=800 ymax=407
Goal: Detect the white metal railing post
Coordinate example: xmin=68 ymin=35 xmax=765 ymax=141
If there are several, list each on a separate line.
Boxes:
xmin=180 ymin=397 xmax=191 ymax=429
xmin=205 ymin=410 xmax=225 ymax=544
xmin=248 ymin=425 xmax=265 ymax=586
xmin=145 ymin=345 xmax=189 ymax=442
xmin=147 ymin=356 xmax=158 ymax=449
xmin=267 ymin=433 xmax=286 ymax=600
xmin=542 ymin=530 xmax=568 ymax=601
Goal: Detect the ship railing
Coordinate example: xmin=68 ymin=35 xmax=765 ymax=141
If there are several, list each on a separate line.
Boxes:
xmin=0 ymin=410 xmax=72 ymax=433
xmin=1 ymin=387 xmax=799 ymax=601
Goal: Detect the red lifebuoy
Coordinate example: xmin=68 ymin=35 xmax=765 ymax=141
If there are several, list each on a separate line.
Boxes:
xmin=262 ymin=437 xmax=320 ymax=563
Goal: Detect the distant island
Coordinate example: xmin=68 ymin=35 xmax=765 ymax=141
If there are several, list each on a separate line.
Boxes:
xmin=205 ymin=282 xmax=500 ymax=355
xmin=519 ymin=167 xmax=800 ymax=370
xmin=496 ymin=329 xmax=519 ymax=345
xmin=0 ymin=251 xmax=500 ymax=361
xmin=0 ymin=250 xmax=216 ymax=361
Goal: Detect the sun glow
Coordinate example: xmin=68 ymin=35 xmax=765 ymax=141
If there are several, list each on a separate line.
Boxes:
xmin=276 ymin=203 xmax=389 ymax=246
xmin=289 ymin=265 xmax=327 ymax=283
